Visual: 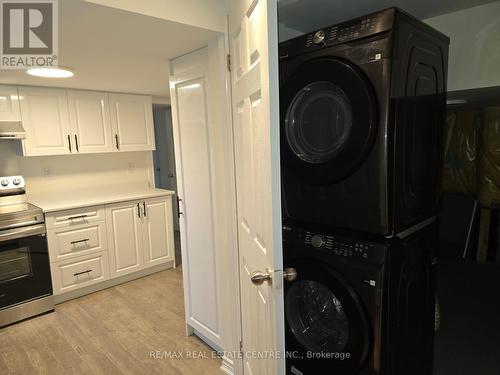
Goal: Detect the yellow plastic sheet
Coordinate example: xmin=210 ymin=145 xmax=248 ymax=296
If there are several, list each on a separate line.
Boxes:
xmin=479 ymin=107 xmax=500 ymax=205
xmin=442 ymin=111 xmax=479 ymax=194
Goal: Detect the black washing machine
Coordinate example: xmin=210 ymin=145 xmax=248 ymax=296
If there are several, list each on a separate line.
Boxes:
xmin=279 ymin=8 xmax=449 ymax=236
xmin=283 ymin=219 xmax=437 ymax=375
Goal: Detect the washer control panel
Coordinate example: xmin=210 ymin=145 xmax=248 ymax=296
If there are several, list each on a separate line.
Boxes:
xmin=305 ymin=231 xmax=373 ymax=258
xmin=302 ymin=231 xmax=387 ymax=264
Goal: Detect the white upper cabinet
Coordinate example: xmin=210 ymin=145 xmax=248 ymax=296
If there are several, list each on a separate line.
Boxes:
xmin=16 ymin=85 xmax=155 ymax=156
xmin=0 ymin=85 xmax=21 ymax=121
xmin=68 ymin=90 xmax=114 ymax=154
xmin=19 ymin=87 xmax=72 ymax=156
xmin=109 ymin=93 xmax=156 ymax=152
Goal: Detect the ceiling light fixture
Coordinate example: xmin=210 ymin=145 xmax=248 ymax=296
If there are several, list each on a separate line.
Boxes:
xmin=26 ymin=67 xmax=74 ymax=78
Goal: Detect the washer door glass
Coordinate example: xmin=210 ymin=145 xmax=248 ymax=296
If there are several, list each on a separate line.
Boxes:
xmin=285 ymin=81 xmax=353 ymax=164
xmin=286 ymin=279 xmax=350 ymax=353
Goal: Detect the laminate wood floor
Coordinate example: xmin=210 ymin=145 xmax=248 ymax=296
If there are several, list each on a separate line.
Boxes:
xmin=0 ymin=268 xmax=222 ymax=375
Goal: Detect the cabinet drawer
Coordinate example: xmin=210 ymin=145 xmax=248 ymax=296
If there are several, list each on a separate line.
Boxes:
xmin=48 ymin=222 xmax=107 ymax=262
xmin=46 ymin=206 xmax=105 ymax=229
xmin=51 ymin=252 xmax=109 ymax=295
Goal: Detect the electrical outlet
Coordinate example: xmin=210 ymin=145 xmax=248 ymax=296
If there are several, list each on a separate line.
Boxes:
xmin=43 ymin=168 xmax=53 ymax=179
xmin=128 ymin=162 xmax=135 ymax=173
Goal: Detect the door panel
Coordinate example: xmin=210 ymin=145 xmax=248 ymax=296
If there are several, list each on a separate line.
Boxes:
xmin=68 ymin=90 xmax=114 ymax=153
xmin=19 ymin=87 xmax=72 ymax=156
xmin=109 ymin=93 xmax=155 ymax=152
xmin=106 ymin=201 xmax=144 ymax=277
xmin=229 ymin=0 xmax=284 ymax=374
xmin=142 ymin=197 xmax=174 ymax=267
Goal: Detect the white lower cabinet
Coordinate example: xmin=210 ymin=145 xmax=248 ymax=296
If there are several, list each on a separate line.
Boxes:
xmin=47 ymin=195 xmax=175 ymax=297
xmin=51 ymin=252 xmax=110 ymax=294
xmin=106 ymin=200 xmax=144 ymax=277
xmin=106 ymin=196 xmax=174 ymax=276
xmin=47 ymin=221 xmax=108 ymax=263
xmin=142 ymin=197 xmax=175 ymax=267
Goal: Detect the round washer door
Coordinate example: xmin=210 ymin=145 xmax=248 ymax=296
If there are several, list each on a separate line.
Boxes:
xmin=284 ymin=258 xmax=371 ymax=374
xmin=281 ymin=57 xmax=378 ymax=184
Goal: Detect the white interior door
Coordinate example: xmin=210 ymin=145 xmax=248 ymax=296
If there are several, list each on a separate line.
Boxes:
xmin=169 ymin=48 xmax=222 ymax=348
xmin=229 ymin=1 xmax=284 ymax=374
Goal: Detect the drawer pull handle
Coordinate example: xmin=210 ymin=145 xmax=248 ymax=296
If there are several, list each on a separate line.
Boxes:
xmin=73 ymin=269 xmax=92 ymax=277
xmin=70 ymin=238 xmax=90 ymax=245
xmin=67 ymin=214 xmax=88 ymax=221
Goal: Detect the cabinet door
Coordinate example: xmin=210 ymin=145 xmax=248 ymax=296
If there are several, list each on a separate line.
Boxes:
xmin=19 ymin=87 xmax=72 ymax=156
xmin=68 ymin=90 xmax=114 ymax=154
xmin=0 ymin=85 xmax=21 ymax=121
xmin=106 ymin=201 xmax=144 ymax=277
xmin=109 ymin=93 xmax=155 ymax=152
xmin=142 ymin=196 xmax=174 ymax=268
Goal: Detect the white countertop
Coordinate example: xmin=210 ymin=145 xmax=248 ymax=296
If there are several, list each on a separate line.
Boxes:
xmin=28 ymin=188 xmax=175 ymax=213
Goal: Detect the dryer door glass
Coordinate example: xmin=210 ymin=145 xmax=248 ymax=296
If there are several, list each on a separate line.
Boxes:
xmin=280 ymin=57 xmax=377 ymax=184
xmin=286 ymin=279 xmax=350 ymax=352
xmin=285 ymin=82 xmax=353 ymax=164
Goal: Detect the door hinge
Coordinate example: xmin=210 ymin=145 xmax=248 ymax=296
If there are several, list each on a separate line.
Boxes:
xmin=227 ymin=54 xmax=231 ymax=72
xmin=239 ymin=340 xmax=243 ymax=351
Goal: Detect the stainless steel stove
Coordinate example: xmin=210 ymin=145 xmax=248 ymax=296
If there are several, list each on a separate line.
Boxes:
xmin=0 ymin=176 xmax=54 ymax=327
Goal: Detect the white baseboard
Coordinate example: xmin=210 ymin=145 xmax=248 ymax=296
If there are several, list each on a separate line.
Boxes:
xmin=220 ymin=355 xmax=234 ymax=375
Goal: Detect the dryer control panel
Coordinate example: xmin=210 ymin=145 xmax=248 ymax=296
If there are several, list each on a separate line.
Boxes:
xmin=279 ymin=8 xmax=395 ymax=60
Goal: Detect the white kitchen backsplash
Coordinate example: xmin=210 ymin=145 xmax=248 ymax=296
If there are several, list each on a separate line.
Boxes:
xmin=0 ymin=141 xmax=153 ymax=195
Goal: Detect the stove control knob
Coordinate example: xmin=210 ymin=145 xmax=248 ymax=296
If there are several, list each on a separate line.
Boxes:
xmin=1 ymin=179 xmax=9 ymax=187
xmin=311 ymin=234 xmax=324 ymax=248
xmin=313 ymin=30 xmax=326 ymax=45
xmin=12 ymin=178 xmax=21 ymax=185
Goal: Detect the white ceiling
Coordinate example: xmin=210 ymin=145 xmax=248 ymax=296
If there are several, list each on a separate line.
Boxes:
xmin=0 ymin=0 xmax=219 ymax=97
xmin=278 ymin=0 xmax=499 ymax=33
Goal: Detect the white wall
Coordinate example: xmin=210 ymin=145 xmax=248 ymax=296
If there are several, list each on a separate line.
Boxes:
xmin=83 ymin=0 xmax=227 ymax=32
xmin=425 ymin=1 xmax=500 ymax=91
xmin=0 ymin=142 xmax=153 ymax=196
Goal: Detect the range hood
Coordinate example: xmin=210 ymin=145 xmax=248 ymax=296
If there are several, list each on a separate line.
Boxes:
xmin=0 ymin=122 xmax=26 ymax=139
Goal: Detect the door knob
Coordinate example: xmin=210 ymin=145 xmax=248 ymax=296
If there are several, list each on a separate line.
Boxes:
xmin=283 ymin=268 xmax=298 ymax=282
xmin=251 ymin=270 xmax=272 ymax=285
xmin=168 ymin=173 xmax=174 ymax=178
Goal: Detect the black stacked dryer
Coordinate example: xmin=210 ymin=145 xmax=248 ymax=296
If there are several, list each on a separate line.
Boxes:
xmin=279 ymin=7 xmax=449 ymax=375
xmin=279 ymin=7 xmax=449 ymax=236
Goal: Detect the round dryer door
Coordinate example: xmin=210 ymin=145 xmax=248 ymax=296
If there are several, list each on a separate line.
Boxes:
xmin=281 ymin=57 xmax=378 ymax=184
xmin=284 ymin=259 xmax=371 ymax=374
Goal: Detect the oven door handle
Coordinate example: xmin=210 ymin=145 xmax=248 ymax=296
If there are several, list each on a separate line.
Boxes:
xmin=0 ymin=224 xmax=46 ymax=242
